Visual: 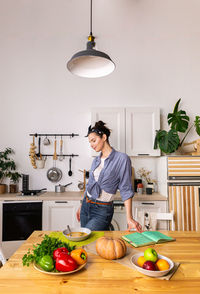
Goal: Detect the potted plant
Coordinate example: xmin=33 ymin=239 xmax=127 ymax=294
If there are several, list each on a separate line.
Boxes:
xmin=154 ymin=98 xmax=200 ymax=154
xmin=136 ymin=168 xmax=157 ymax=192
xmin=0 ymin=148 xmax=21 ymax=194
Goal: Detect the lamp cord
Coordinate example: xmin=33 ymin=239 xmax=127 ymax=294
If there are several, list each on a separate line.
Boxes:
xmin=90 ymin=0 xmax=92 ymax=35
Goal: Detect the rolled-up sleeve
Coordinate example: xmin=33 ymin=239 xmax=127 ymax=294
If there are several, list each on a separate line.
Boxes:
xmin=118 ymin=155 xmax=134 ymax=201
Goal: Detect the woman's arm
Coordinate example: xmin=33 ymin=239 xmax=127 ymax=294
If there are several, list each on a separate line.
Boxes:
xmin=76 ymin=205 xmax=81 ymax=222
xmin=124 ymin=198 xmax=143 ymax=233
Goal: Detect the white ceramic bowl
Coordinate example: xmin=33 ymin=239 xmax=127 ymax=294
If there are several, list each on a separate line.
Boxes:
xmin=63 ymin=227 xmax=91 ymax=242
xmin=131 ymin=253 xmax=174 ymax=278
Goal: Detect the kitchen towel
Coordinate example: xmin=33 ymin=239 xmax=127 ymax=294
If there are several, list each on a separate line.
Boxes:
xmin=85 ymin=241 xmax=180 ymax=280
xmin=49 ymin=231 xmax=104 ymax=247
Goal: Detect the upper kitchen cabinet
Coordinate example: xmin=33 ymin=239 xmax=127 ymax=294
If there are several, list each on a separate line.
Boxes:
xmin=91 ymin=107 xmax=160 ymax=157
xmin=126 ymin=107 xmax=160 ymax=156
xmin=91 ymin=108 xmax=125 ymax=155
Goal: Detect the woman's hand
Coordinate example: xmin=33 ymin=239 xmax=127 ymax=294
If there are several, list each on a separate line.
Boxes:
xmin=76 ymin=206 xmax=81 ymax=222
xmin=124 ymin=198 xmax=143 ymax=233
xmin=127 ymin=218 xmax=143 ymax=233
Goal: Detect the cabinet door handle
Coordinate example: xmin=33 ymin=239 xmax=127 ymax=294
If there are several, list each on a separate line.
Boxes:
xmin=55 ymin=201 xmax=68 ymax=204
xmin=141 ymin=202 xmax=154 ymax=205
xmin=137 ymin=154 xmax=149 ymax=156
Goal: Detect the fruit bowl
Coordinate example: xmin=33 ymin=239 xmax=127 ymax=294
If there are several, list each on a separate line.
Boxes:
xmin=131 ymin=253 xmax=174 ymax=277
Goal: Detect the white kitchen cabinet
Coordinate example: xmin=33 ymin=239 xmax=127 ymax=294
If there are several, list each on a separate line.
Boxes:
xmin=91 ymin=107 xmax=160 ymax=156
xmin=132 ymin=200 xmax=167 ymax=230
xmin=126 ymin=107 xmax=160 ymax=156
xmin=43 ymin=200 xmax=81 ymax=231
xmin=91 ymin=107 xmax=125 ymax=155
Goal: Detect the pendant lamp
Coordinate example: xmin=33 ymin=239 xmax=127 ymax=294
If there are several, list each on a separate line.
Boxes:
xmin=67 ymin=0 xmax=115 ymax=78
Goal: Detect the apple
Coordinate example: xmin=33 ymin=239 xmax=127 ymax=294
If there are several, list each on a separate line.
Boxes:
xmin=144 ymin=248 xmax=158 ymax=263
xmin=143 ymin=260 xmax=156 ymax=271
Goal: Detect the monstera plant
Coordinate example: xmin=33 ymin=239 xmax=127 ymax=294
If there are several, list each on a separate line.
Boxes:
xmin=154 ymin=99 xmax=200 ymax=154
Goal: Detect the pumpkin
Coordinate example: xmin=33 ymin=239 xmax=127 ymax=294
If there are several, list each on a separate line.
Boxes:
xmin=96 ymin=237 xmax=127 ymax=260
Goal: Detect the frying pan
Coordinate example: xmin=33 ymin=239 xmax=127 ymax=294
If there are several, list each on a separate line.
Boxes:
xmin=47 ymin=139 xmax=62 ymax=182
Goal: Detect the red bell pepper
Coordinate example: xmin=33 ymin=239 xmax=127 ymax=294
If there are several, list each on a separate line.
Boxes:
xmin=53 ymin=247 xmax=69 ymax=260
xmin=55 ymin=255 xmax=78 ymax=272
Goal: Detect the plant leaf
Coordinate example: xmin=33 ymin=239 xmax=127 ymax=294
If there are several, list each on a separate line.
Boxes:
xmin=167 ymin=99 xmax=189 ymax=132
xmin=194 ymin=116 xmax=200 ymax=136
xmin=154 ymin=129 xmax=180 ymax=153
xmin=173 ymin=98 xmax=181 ymax=113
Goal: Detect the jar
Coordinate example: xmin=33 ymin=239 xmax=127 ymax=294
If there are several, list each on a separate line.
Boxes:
xmin=9 ymin=181 xmax=18 ymax=193
xmin=0 ymin=184 xmax=7 ymax=194
xmin=137 ymin=183 xmax=143 ymax=194
xmin=134 ymin=179 xmax=142 ymax=192
xmin=147 ymin=182 xmax=154 ymax=193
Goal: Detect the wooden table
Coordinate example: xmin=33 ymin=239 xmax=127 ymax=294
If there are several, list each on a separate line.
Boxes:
xmin=0 ymin=231 xmax=200 ymax=294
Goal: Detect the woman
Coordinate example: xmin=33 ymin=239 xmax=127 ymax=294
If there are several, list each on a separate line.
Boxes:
xmin=76 ymin=121 xmax=142 ymax=233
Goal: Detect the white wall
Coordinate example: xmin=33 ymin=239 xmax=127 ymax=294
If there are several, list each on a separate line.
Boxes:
xmin=0 ymin=0 xmax=200 ymax=192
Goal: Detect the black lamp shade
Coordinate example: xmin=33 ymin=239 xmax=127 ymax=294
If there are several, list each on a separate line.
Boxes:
xmin=67 ymin=48 xmax=115 ymax=78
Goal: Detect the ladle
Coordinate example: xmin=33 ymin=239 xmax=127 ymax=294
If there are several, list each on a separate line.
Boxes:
xmin=67 ymin=225 xmax=72 ymax=236
xmin=68 ymin=157 xmax=73 ymax=176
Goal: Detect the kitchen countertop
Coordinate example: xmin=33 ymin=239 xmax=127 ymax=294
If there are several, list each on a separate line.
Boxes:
xmin=0 ymin=230 xmax=200 ymax=294
xmin=0 ymin=191 xmax=167 ymax=201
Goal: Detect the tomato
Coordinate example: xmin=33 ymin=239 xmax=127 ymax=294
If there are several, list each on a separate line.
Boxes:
xmin=38 ymin=255 xmax=54 ymax=272
xmin=53 ymin=247 xmax=69 ymax=260
xmin=55 ymin=255 xmax=78 ymax=272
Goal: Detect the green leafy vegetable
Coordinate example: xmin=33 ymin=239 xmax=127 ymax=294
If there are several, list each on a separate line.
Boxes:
xmin=22 ymin=234 xmax=76 ymax=267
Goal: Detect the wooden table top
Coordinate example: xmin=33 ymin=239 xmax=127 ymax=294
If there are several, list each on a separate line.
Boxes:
xmin=0 ymin=230 xmax=200 ymax=294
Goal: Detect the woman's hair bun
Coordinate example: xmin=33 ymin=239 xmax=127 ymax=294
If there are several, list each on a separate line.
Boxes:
xmin=94 ymin=120 xmax=105 ymax=128
xmin=94 ymin=120 xmax=111 ymax=140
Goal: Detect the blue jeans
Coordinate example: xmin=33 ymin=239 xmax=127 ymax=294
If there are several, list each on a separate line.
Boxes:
xmin=80 ymin=196 xmax=114 ymax=231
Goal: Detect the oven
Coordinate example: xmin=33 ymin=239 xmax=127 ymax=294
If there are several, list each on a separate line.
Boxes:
xmin=167 ymin=156 xmax=200 ymax=231
xmin=0 ymin=201 xmax=42 ymax=259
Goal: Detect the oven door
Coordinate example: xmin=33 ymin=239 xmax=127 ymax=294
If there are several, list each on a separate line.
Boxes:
xmin=2 ymin=201 xmax=42 ymax=241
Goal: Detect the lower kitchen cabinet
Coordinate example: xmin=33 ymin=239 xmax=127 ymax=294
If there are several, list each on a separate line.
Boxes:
xmin=43 ymin=200 xmax=81 ymax=231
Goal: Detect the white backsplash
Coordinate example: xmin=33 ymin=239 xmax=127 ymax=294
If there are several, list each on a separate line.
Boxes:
xmin=130 ymin=156 xmax=168 ymax=197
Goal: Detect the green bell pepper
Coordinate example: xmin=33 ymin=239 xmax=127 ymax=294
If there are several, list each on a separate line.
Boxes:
xmin=38 ymin=255 xmax=54 ymax=272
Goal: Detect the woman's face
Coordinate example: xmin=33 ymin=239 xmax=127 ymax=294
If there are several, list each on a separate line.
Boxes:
xmin=88 ymin=133 xmax=106 ymax=152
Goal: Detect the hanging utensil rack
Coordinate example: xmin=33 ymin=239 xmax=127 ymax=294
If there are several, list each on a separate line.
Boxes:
xmin=37 ymin=154 xmax=79 ymax=157
xmin=29 ymin=133 xmax=79 ymax=157
xmin=29 ymin=133 xmax=79 ymax=138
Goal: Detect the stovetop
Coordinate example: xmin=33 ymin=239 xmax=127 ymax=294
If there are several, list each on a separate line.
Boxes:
xmin=20 ymin=189 xmax=47 ymax=196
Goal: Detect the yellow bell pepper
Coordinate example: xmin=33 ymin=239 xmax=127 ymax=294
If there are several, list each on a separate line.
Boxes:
xmin=70 ymin=248 xmax=87 ymax=265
